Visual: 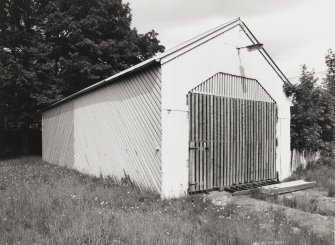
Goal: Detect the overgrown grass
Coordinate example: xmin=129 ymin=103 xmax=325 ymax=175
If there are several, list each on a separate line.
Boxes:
xmin=285 ymin=163 xmax=335 ymax=197
xmin=250 ymin=188 xmax=321 ymax=215
xmin=251 ymin=164 xmax=335 ymax=218
xmin=0 ymin=157 xmax=329 ymax=244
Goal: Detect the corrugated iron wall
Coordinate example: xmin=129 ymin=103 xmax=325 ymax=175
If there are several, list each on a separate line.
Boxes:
xmin=190 ymin=73 xmax=274 ymax=103
xmin=160 ymin=26 xmax=291 ymax=197
xmin=188 ymin=74 xmax=277 ymax=192
xmin=42 ymin=101 xmax=74 ymax=168
xmin=42 ymin=64 xmax=162 ymax=192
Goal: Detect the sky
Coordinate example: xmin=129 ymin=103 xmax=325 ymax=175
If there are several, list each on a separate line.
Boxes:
xmin=126 ymin=0 xmax=335 ymax=83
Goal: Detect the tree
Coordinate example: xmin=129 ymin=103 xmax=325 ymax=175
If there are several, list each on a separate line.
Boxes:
xmin=324 ymin=49 xmax=335 ymax=96
xmin=43 ymin=0 xmax=165 ymax=96
xmin=0 ymin=0 xmax=165 ymax=155
xmin=283 ymin=65 xmax=335 ymax=153
xmin=321 ymin=49 xmax=335 ymax=164
xmin=0 ymin=0 xmax=63 ymax=154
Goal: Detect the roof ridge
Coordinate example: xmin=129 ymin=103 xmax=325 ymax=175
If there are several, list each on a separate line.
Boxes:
xmin=156 ymin=17 xmax=241 ymax=60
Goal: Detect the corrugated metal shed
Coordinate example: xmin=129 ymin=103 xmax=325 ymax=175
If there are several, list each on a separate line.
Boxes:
xmin=42 ymin=18 xmax=291 ymax=197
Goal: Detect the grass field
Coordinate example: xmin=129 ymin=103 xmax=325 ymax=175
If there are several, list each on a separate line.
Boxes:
xmin=0 ymin=157 xmax=330 ymax=244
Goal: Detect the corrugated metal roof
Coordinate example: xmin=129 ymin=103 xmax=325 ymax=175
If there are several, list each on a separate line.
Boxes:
xmin=44 ymin=17 xmax=290 ymax=111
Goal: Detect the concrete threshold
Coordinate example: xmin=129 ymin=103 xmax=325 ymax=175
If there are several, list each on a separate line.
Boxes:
xmin=259 ymin=180 xmax=316 ymax=195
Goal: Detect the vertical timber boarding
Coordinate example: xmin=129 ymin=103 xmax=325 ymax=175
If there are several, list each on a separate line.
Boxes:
xmin=188 ymin=73 xmax=277 ymax=192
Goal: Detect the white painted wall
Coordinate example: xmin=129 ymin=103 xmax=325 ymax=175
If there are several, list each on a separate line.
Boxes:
xmin=42 ymin=100 xmax=74 ymax=168
xmin=43 ymin=65 xmax=162 ymax=193
xmin=161 ymin=25 xmax=291 ymax=197
xmin=73 ymin=65 xmax=162 ymax=192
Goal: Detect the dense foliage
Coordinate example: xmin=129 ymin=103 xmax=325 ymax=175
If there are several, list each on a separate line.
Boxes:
xmin=0 ymin=0 xmax=164 ymax=155
xmin=284 ymin=50 xmax=335 ymax=164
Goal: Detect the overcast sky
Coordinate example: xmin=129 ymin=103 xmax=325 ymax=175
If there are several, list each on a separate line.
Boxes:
xmin=126 ymin=0 xmax=335 ymax=83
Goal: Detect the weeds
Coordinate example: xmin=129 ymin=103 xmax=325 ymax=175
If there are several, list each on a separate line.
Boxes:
xmin=285 ymin=162 xmax=335 ymax=199
xmin=285 ymin=163 xmax=335 ymax=191
xmin=0 ymin=157 xmax=330 ymax=244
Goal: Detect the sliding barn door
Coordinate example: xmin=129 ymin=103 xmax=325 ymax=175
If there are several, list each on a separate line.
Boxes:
xmin=188 ymin=73 xmax=277 ymax=193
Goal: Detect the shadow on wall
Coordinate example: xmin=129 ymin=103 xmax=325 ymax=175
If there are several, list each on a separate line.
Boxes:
xmin=239 ymin=65 xmax=245 ymax=77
